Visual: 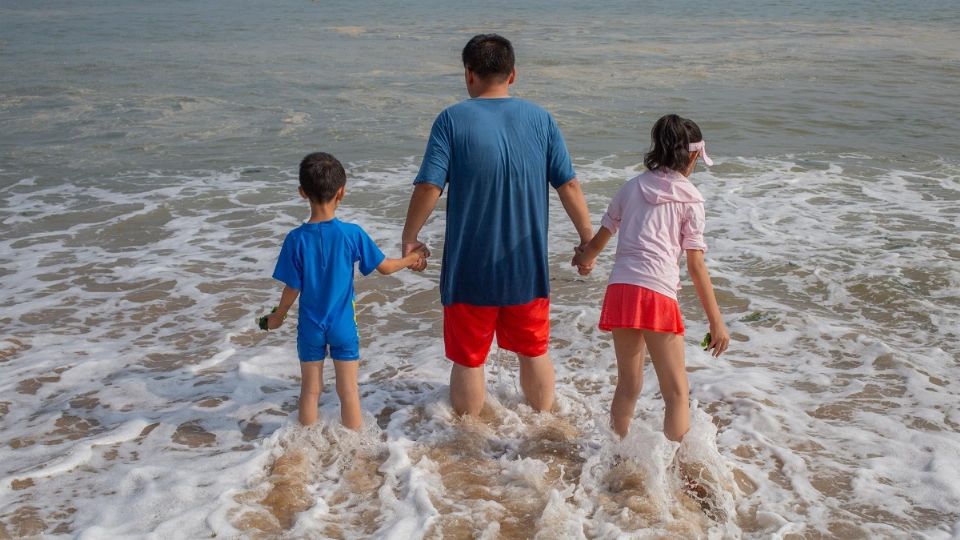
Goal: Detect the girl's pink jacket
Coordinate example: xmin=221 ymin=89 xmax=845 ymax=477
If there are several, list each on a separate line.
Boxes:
xmin=600 ymin=168 xmax=707 ymax=300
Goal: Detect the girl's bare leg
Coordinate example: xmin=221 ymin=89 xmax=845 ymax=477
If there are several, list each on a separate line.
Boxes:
xmin=642 ymin=330 xmax=689 ymax=441
xmin=299 ymin=362 xmax=323 ymax=426
xmin=610 ymin=328 xmax=647 ymax=438
xmin=333 ymin=360 xmax=362 ymax=430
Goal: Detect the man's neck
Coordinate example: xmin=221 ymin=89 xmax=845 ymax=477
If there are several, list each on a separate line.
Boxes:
xmin=474 ymin=87 xmax=510 ymax=98
xmin=470 ymin=80 xmax=511 ymax=98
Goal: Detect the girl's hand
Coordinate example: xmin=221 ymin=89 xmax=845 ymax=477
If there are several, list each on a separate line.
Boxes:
xmin=706 ymin=321 xmax=729 ymax=357
xmin=266 ymin=312 xmax=286 ymax=330
xmin=572 ymin=245 xmax=595 ymax=276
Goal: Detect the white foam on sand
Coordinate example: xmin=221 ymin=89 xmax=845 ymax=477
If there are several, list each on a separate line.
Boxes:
xmin=0 ymin=156 xmax=958 ymax=537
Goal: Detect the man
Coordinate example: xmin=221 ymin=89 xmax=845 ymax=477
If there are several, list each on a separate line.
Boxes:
xmin=401 ymin=34 xmax=592 ymax=416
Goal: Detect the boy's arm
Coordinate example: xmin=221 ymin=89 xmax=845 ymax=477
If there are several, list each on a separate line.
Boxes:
xmin=376 ymin=249 xmax=424 ymax=275
xmin=572 ymin=226 xmax=613 ymax=275
xmin=401 ymin=183 xmax=442 ymax=271
xmin=686 ymin=249 xmax=729 ymax=357
xmin=556 ymin=179 xmax=593 ymax=248
xmin=276 ymin=286 xmax=299 ymax=315
xmin=266 ymin=286 xmax=299 ymax=330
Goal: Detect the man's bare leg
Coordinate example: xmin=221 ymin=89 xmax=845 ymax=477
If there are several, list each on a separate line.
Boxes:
xmin=518 ymin=353 xmax=555 ymax=412
xmin=450 ymin=363 xmax=486 ymax=416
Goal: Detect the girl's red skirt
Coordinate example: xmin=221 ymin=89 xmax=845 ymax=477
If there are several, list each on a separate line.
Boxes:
xmin=599 ymin=283 xmax=685 ymax=335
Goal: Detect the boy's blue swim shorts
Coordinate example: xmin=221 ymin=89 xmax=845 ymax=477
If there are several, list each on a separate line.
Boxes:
xmin=297 ymin=322 xmax=360 ymax=362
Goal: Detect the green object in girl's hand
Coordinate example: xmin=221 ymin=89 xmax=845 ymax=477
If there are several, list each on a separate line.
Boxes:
xmin=257 ymin=307 xmax=278 ymax=331
xmin=701 ymin=332 xmax=712 ymax=350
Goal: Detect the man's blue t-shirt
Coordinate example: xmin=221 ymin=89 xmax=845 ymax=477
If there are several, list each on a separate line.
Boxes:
xmin=272 ymin=219 xmax=385 ymax=342
xmin=415 ymin=97 xmax=575 ymax=306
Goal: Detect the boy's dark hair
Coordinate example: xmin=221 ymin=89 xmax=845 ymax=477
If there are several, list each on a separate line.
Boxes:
xmin=462 ymin=34 xmax=515 ymax=80
xmin=644 ymin=114 xmax=703 ymax=172
xmin=299 ymin=152 xmax=346 ymax=203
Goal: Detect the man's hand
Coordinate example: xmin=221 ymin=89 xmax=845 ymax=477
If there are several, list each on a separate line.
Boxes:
xmin=401 ymin=183 xmax=442 ymax=272
xmin=403 ymin=241 xmax=430 ymax=272
xmin=571 ymin=244 xmax=595 ymax=276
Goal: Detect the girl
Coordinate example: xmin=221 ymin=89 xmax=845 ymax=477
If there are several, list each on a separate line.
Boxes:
xmin=573 ymin=114 xmax=729 ymax=441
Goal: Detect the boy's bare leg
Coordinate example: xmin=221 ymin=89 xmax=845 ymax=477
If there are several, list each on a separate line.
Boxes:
xmin=642 ymin=330 xmax=689 ymax=442
xmin=333 ymin=360 xmax=362 ymax=430
xmin=298 ymin=362 xmax=323 ymax=426
xmin=450 ymin=363 xmax=486 ymax=416
xmin=610 ymin=329 xmax=646 ymax=438
xmin=518 ymin=353 xmax=555 ymax=412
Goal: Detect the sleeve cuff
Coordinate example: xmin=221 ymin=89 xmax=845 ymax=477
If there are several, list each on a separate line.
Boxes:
xmin=273 ymin=277 xmax=301 ymax=290
xmin=550 ymin=173 xmax=576 ymax=190
xmin=681 ymin=239 xmax=708 ymax=252
xmin=361 ymin=251 xmax=386 ymax=276
xmin=600 ymin=213 xmax=619 ymax=235
xmin=413 ymin=175 xmax=445 ymax=189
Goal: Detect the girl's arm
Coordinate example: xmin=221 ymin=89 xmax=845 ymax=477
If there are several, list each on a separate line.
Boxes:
xmin=686 ymin=249 xmax=729 ymax=357
xmin=376 ymin=249 xmax=425 ymax=275
xmin=266 ymin=286 xmax=300 ymax=330
xmin=572 ymin=226 xmax=614 ymax=275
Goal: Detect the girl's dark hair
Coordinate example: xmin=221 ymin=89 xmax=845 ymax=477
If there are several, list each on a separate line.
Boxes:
xmin=299 ymin=152 xmax=346 ymax=202
xmin=462 ymin=34 xmax=515 ymax=80
xmin=643 ymin=114 xmax=704 ymax=172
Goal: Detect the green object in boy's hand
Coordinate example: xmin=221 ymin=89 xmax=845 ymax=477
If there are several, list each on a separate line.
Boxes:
xmin=701 ymin=332 xmax=712 ymax=350
xmin=257 ymin=307 xmax=278 ymax=331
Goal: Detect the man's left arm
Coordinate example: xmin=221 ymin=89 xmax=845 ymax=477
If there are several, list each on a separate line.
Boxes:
xmin=401 ymin=183 xmax=442 ymax=271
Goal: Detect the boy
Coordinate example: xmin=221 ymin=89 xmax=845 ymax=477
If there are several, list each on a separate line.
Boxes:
xmin=265 ymin=152 xmax=425 ymax=429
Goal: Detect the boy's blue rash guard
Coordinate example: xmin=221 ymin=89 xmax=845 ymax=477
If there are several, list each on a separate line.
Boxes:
xmin=415 ymin=97 xmax=576 ymax=307
xmin=272 ymin=219 xmax=385 ymax=347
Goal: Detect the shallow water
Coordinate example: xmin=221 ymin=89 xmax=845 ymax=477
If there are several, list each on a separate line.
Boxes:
xmin=2 ymin=0 xmax=960 ymax=538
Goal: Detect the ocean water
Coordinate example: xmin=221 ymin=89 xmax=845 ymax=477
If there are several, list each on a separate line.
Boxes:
xmin=1 ymin=1 xmax=959 ymax=538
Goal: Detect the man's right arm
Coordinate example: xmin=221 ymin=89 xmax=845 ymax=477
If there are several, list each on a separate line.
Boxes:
xmin=401 ymin=183 xmax=442 ymax=271
xmin=556 ymin=179 xmax=593 ymax=248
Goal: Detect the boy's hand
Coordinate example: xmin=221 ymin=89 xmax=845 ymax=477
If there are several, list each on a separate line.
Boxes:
xmin=414 ymin=247 xmax=429 ymax=267
xmin=705 ymin=322 xmax=730 ymax=357
xmin=402 ymin=241 xmax=430 ymax=272
xmin=571 ymin=245 xmax=595 ymax=276
xmin=265 ymin=312 xmax=286 ymax=330
xmin=404 ymin=246 xmax=429 ymax=268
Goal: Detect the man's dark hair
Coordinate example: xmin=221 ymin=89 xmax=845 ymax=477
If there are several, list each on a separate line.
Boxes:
xmin=644 ymin=114 xmax=702 ymax=172
xmin=299 ymin=152 xmax=346 ymax=203
xmin=462 ymin=34 xmax=515 ymax=80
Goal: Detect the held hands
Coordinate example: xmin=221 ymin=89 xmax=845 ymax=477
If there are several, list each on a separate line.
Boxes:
xmin=402 ymin=240 xmax=431 ymax=272
xmin=571 ymin=243 xmax=595 ymax=276
xmin=407 ymin=246 xmax=429 ymax=269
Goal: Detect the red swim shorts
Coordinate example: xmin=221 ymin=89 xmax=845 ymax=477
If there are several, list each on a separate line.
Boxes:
xmin=599 ymin=284 xmax=685 ymax=335
xmin=443 ymin=298 xmax=550 ymax=368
